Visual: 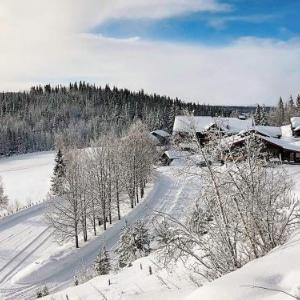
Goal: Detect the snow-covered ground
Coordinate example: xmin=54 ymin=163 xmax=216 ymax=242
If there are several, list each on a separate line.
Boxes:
xmin=2 ymin=151 xmax=300 ymax=300
xmin=44 ymin=165 xmax=300 ymax=300
xmin=0 ymin=151 xmax=55 ymax=208
xmin=0 ymin=152 xmax=201 ymax=300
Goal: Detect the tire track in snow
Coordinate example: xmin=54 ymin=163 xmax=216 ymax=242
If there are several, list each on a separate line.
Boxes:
xmin=0 ymin=226 xmax=32 ymax=244
xmin=0 ymin=227 xmax=51 ymax=284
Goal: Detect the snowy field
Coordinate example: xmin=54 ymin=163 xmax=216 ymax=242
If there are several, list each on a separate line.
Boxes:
xmin=0 ymin=151 xmax=55 ymax=208
xmin=0 ymin=152 xmax=201 ymax=300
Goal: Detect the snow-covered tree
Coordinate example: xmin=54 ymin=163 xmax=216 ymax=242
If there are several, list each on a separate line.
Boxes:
xmin=0 ymin=177 xmax=8 ymax=209
xmin=50 ymin=149 xmax=66 ymax=196
xmin=254 ymin=104 xmax=262 ymax=125
xmin=94 ymin=247 xmax=111 ymax=275
xmin=121 ymin=121 xmax=156 ymax=208
xmin=46 ymin=150 xmax=85 ymax=248
xmin=116 ymin=220 xmax=151 ymax=267
xmin=133 ymin=220 xmax=151 ymax=256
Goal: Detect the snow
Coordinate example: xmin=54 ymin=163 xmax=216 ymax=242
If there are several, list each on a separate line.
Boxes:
xmin=281 ymin=125 xmax=293 ymax=138
xmin=3 ymin=150 xmax=300 ymax=300
xmin=43 ymin=253 xmax=198 ymax=300
xmin=252 ymin=125 xmax=281 ymax=138
xmin=0 ymin=151 xmax=55 ymax=208
xmin=173 ymin=116 xmax=254 ymax=134
xmin=290 ymin=117 xmax=300 ymax=129
xmin=0 ymin=154 xmax=201 ymax=300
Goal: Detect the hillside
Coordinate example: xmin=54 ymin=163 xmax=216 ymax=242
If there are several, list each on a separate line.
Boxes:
xmin=0 ymin=84 xmax=256 ymax=156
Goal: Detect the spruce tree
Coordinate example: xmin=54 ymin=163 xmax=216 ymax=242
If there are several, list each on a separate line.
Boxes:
xmin=277 ymin=97 xmax=285 ymax=126
xmin=50 ymin=149 xmax=66 ymax=196
xmin=116 ymin=224 xmax=137 ymax=268
xmin=0 ymin=177 xmax=8 ymax=209
xmin=260 ymin=105 xmax=268 ymax=126
xmin=296 ymin=95 xmax=300 ymax=109
xmin=94 ymin=248 xmax=111 ymax=275
xmin=133 ymin=221 xmax=151 ymax=256
xmin=254 ymin=104 xmax=262 ymax=125
xmin=115 ymin=221 xmax=151 ymax=268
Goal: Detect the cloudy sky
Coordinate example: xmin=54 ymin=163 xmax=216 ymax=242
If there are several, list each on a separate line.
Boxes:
xmin=1 ymin=0 xmax=300 ymax=105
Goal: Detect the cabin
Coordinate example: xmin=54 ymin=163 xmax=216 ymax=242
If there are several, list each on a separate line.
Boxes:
xmin=150 ymin=130 xmax=171 ymax=146
xmin=225 ymin=134 xmax=300 ymax=163
xmin=160 ymin=150 xmax=189 ymax=165
xmin=173 ymin=116 xmax=254 ymax=145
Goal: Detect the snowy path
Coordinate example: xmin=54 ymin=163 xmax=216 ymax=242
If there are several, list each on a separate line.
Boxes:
xmin=0 ymin=164 xmax=200 ymax=300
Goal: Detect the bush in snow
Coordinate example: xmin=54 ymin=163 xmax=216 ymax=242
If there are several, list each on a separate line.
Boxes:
xmin=36 ymin=285 xmax=49 ymax=298
xmin=155 ymin=130 xmax=300 ymax=280
xmin=95 ymin=247 xmax=111 ymax=275
xmin=116 ymin=220 xmax=151 ymax=268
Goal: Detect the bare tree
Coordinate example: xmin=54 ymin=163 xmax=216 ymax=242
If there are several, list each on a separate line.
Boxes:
xmin=121 ymin=121 xmax=156 ymax=208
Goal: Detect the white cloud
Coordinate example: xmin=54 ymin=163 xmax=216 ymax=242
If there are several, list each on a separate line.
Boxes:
xmin=0 ymin=0 xmax=300 ymax=105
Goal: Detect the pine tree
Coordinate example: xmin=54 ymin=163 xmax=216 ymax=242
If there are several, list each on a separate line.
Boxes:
xmin=254 ymin=104 xmax=262 ymax=125
xmin=133 ymin=221 xmax=151 ymax=256
xmin=50 ymin=149 xmax=66 ymax=196
xmin=277 ymin=97 xmax=285 ymax=126
xmin=288 ymin=95 xmax=295 ymax=119
xmin=116 ymin=224 xmax=137 ymax=268
xmin=296 ymin=95 xmax=300 ymax=109
xmin=260 ymin=105 xmax=268 ymax=126
xmin=94 ymin=248 xmax=111 ymax=275
xmin=115 ymin=221 xmax=151 ymax=268
xmin=0 ymin=177 xmax=8 ymax=209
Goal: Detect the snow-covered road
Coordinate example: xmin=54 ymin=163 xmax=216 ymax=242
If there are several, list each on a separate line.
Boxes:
xmin=0 ymin=160 xmax=200 ymax=300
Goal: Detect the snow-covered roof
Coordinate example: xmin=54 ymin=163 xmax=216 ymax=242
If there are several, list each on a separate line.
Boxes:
xmin=291 ymin=117 xmax=300 ymax=129
xmin=173 ymin=116 xmax=254 ymax=134
xmin=252 ymin=126 xmax=281 ymax=138
xmin=163 ymin=150 xmax=190 ymax=159
xmin=148 ymin=133 xmax=160 ymax=145
xmin=226 ymin=134 xmax=300 ymax=153
xmin=260 ymin=135 xmax=300 ymax=152
xmin=151 ymin=130 xmax=171 ymax=137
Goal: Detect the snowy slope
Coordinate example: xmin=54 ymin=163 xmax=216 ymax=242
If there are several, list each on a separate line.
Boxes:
xmin=44 ymin=253 xmax=198 ymax=300
xmin=0 ymin=157 xmax=201 ymax=300
xmin=0 ymin=151 xmax=55 ymax=207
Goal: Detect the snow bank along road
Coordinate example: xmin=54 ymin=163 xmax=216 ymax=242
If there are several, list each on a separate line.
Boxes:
xmin=0 ymin=159 xmax=200 ymax=299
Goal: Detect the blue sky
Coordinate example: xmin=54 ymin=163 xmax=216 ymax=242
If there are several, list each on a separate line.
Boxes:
xmin=95 ymin=0 xmax=300 ymax=44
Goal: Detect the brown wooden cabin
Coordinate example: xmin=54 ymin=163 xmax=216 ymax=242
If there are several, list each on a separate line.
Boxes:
xmin=225 ymin=134 xmax=300 ymax=163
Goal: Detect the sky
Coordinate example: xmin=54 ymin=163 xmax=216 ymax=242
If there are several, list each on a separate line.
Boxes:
xmin=0 ymin=0 xmax=300 ymax=105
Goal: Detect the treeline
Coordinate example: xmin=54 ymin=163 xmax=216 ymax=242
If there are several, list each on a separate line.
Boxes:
xmin=46 ymin=121 xmax=156 ymax=248
xmin=0 ymin=82 xmax=246 ymax=156
xmin=268 ymin=95 xmax=300 ymax=126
